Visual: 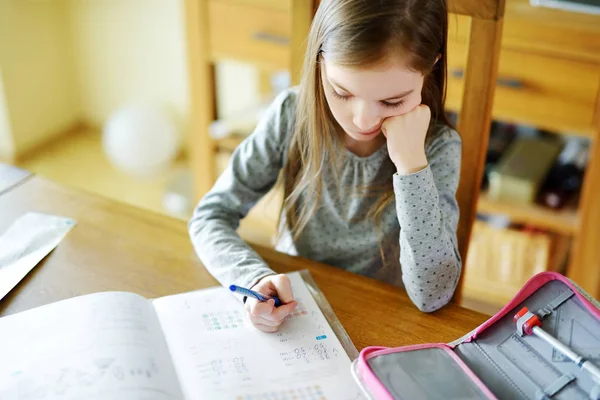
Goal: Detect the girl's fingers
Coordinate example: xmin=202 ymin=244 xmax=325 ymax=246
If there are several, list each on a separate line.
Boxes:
xmin=250 ymin=302 xmax=296 ymax=326
xmin=250 ymin=314 xmax=281 ymax=327
xmin=249 ymin=298 xmax=275 ymax=316
xmin=248 ymin=302 xmax=296 ymax=332
xmin=269 ymin=275 xmax=294 ymax=303
xmin=243 ymin=288 xmax=297 ymax=333
xmin=253 ymin=323 xmax=278 ymax=333
xmin=270 ymin=301 xmax=297 ymax=321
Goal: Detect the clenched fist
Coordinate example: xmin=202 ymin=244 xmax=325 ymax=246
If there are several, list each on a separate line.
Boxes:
xmin=382 ymin=104 xmax=431 ymax=175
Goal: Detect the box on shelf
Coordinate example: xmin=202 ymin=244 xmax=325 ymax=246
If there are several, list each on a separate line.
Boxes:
xmin=488 ymin=136 xmax=563 ymax=204
xmin=463 ymin=220 xmax=571 ymax=306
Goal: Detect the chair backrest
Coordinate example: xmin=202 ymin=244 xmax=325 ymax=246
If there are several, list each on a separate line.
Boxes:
xmin=447 ymin=0 xmax=506 ymax=302
xmin=293 ymin=0 xmax=507 ymax=303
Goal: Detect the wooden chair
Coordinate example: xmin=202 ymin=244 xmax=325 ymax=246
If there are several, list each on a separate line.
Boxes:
xmin=184 ymin=0 xmax=314 ymax=202
xmin=185 ymin=0 xmax=507 ymax=302
xmin=446 ymin=0 xmax=506 ymax=302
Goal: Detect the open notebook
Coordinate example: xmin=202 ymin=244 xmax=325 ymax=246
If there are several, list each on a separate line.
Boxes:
xmin=0 ymin=271 xmax=364 ymax=400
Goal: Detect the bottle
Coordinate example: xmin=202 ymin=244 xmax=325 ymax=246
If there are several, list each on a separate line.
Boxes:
xmin=481 ymin=121 xmax=516 ymax=191
xmin=538 ymin=136 xmax=589 ymax=210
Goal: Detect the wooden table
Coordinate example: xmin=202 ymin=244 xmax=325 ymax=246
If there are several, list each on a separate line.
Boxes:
xmin=0 ymin=164 xmax=487 ymax=350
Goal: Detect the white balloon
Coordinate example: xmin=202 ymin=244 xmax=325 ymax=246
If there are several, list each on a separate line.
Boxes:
xmin=103 ymin=105 xmax=180 ymax=177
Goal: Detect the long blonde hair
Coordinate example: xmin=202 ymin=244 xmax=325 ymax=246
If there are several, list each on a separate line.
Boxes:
xmin=280 ymin=0 xmax=451 ymax=243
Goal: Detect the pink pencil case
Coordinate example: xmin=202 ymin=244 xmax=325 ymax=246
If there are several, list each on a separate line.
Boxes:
xmin=351 ymin=272 xmax=600 ymax=399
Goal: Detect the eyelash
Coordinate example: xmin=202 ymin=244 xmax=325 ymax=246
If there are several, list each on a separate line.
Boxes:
xmin=381 ymin=99 xmax=406 ymax=109
xmin=331 ymin=90 xmax=351 ymax=101
xmin=331 ymin=90 xmax=405 ymax=109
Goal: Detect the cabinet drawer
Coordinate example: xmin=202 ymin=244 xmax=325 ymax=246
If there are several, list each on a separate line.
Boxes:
xmin=502 ymin=17 xmax=600 ymax=65
xmin=208 ymin=0 xmax=291 ymax=69
xmin=210 ymin=0 xmax=290 ymax=12
xmin=502 ymin=0 xmax=600 ymax=64
xmin=446 ymin=43 xmax=600 ymax=136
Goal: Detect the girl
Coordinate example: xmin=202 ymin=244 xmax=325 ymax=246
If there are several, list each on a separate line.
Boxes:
xmin=189 ymin=0 xmax=461 ymax=332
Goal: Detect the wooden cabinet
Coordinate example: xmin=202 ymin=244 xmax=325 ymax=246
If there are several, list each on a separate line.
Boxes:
xmin=207 ymin=0 xmax=292 ymax=69
xmin=446 ymin=0 xmax=600 ymax=303
xmin=210 ymin=0 xmax=291 ymax=11
xmin=447 ymin=43 xmax=600 ymax=136
xmin=185 ymin=0 xmax=314 ymax=202
xmin=447 ymin=5 xmax=600 ymax=138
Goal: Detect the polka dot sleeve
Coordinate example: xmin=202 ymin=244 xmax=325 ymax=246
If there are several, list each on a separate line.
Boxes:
xmin=188 ymin=89 xmax=296 ymax=292
xmin=392 ymin=128 xmax=462 ymax=312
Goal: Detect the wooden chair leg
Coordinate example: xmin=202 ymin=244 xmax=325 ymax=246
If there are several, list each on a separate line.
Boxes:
xmin=185 ymin=0 xmax=216 ymax=202
xmin=567 ymin=93 xmax=600 ymax=299
xmin=453 ymin=16 xmax=504 ymax=303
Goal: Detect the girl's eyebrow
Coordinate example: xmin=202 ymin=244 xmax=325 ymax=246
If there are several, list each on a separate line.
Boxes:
xmin=328 ymin=77 xmax=414 ymax=101
xmin=381 ymin=89 xmax=414 ymax=101
xmin=328 ymin=78 xmax=354 ymax=95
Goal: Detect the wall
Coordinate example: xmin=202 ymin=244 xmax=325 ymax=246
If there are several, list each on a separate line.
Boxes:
xmin=0 ymin=0 xmax=79 ymax=157
xmin=67 ymin=0 xmax=192 ymax=135
xmin=0 ymin=66 xmax=15 ymax=162
xmin=0 ymin=0 xmax=260 ymax=158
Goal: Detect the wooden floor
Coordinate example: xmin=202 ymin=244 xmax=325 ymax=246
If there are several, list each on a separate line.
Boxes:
xmin=18 ymin=128 xmax=185 ymax=217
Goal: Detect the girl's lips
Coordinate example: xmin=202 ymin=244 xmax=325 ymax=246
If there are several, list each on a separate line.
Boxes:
xmin=357 ymin=126 xmax=381 ymax=136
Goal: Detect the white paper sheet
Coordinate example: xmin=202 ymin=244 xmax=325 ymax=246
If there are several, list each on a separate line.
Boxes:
xmin=0 ymin=213 xmax=76 ymax=300
xmin=152 ymin=271 xmax=365 ymax=400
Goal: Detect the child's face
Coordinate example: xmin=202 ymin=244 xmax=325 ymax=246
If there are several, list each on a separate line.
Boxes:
xmin=322 ymin=56 xmax=424 ymax=144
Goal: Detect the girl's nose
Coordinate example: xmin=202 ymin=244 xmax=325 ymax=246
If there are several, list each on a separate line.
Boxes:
xmin=353 ymin=101 xmax=380 ymax=132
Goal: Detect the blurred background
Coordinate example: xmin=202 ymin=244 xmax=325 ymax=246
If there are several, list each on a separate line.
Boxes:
xmin=0 ymin=0 xmax=599 ymax=314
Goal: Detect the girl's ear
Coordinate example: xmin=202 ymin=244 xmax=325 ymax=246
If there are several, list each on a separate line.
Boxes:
xmin=425 ymin=54 xmax=441 ymax=75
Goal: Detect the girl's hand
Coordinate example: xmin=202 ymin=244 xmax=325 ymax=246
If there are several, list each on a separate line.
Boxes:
xmin=245 ymin=274 xmax=297 ymax=333
xmin=382 ymin=104 xmax=431 ymax=175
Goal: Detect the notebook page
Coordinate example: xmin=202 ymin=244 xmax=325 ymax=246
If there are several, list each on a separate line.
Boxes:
xmin=0 ymin=292 xmax=184 ymax=400
xmin=152 ymin=271 xmax=365 ymax=400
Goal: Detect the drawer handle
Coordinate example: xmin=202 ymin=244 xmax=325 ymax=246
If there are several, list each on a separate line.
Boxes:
xmin=252 ymin=31 xmax=290 ymax=46
xmin=450 ymin=69 xmax=524 ymax=89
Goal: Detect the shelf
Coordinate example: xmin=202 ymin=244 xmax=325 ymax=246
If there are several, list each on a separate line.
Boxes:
xmin=215 ymin=135 xmax=245 ymax=153
xmin=477 ymin=191 xmax=579 ymax=235
xmin=462 ymin=222 xmax=572 ymax=310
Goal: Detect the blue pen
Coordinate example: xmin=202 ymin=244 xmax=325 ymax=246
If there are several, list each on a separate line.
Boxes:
xmin=229 ymin=285 xmax=282 ymax=307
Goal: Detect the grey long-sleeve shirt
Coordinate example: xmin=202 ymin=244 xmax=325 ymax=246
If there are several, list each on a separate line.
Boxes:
xmin=189 ymin=88 xmax=462 ymax=312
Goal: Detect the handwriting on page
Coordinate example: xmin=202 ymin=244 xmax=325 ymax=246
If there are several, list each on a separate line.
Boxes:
xmin=279 ymin=343 xmax=341 ymax=367
xmin=8 ymin=357 xmax=162 ymax=399
xmin=201 ymin=309 xmax=245 ymax=331
xmin=237 ymin=384 xmax=327 ymax=400
xmin=0 ymin=292 xmax=184 ymax=400
xmin=285 ymin=300 xmax=308 ymax=319
xmin=152 ymin=272 xmax=365 ymax=400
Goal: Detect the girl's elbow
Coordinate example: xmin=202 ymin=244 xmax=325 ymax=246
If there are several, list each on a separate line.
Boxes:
xmin=411 ymin=289 xmax=455 ymax=313
xmin=188 ymin=211 xmax=204 ymax=238
xmin=415 ymin=302 xmax=436 ymax=313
